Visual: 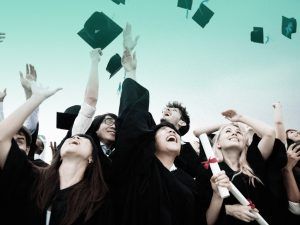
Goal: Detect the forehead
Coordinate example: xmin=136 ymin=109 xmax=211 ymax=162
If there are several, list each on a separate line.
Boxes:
xmin=16 ymin=132 xmax=26 ymax=139
xmin=222 ymin=125 xmax=241 ymax=132
xmin=156 ymin=126 xmax=179 ymax=135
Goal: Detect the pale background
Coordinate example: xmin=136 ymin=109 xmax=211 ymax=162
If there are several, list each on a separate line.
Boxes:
xmin=0 ymin=0 xmax=299 ymax=162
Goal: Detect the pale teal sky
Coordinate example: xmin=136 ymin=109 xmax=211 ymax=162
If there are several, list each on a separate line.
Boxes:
xmin=0 ymin=0 xmax=299 ymax=161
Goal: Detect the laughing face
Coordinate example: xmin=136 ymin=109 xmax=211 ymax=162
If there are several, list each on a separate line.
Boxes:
xmin=60 ymin=135 xmax=93 ymax=161
xmin=161 ymin=107 xmax=183 ymax=129
xmin=217 ymin=124 xmax=246 ymax=151
xmin=155 ymin=126 xmax=181 ymax=156
xmin=96 ymin=115 xmax=116 ymax=146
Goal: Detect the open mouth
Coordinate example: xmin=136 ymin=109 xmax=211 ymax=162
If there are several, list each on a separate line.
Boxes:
xmin=69 ymin=140 xmax=79 ymax=145
xmin=164 ymin=112 xmax=171 ymax=117
xmin=167 ymin=135 xmax=177 ymax=143
xmin=229 ymin=137 xmax=239 ymax=142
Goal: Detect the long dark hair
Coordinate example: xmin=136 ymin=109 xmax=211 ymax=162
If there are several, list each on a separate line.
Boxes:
xmin=32 ymin=134 xmax=108 ymax=225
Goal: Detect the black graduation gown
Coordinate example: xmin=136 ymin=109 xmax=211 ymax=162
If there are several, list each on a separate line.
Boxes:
xmin=0 ymin=139 xmax=113 ymax=225
xmin=111 ymin=78 xmax=207 ymax=225
xmin=197 ymin=134 xmax=274 ymax=225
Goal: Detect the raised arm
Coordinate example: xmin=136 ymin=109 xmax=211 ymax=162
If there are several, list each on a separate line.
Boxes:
xmin=0 ymin=88 xmax=7 ymax=121
xmin=282 ymin=144 xmax=300 ymax=202
xmin=222 ymin=109 xmax=275 ymax=160
xmin=272 ymin=102 xmax=287 ymax=146
xmin=0 ymin=82 xmax=61 ymax=168
xmin=71 ymin=49 xmax=102 ymax=136
xmin=193 ymin=123 xmax=225 ymax=137
xmin=122 ymin=23 xmax=138 ymax=81
xmin=20 ymin=64 xmax=39 ymax=133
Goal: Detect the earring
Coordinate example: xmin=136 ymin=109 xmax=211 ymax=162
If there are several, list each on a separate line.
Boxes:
xmin=88 ymin=158 xmax=93 ymax=164
xmin=217 ymin=143 xmax=221 ymax=149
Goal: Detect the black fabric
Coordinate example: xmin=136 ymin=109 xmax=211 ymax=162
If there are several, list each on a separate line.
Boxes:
xmin=111 ymin=78 xmax=207 ymax=225
xmin=0 ymin=139 xmax=113 ymax=225
xmin=175 ymin=142 xmax=207 ymax=178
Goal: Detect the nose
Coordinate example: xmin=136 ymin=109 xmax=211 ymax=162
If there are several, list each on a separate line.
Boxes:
xmin=163 ymin=107 xmax=170 ymax=113
xmin=168 ymin=129 xmax=176 ymax=135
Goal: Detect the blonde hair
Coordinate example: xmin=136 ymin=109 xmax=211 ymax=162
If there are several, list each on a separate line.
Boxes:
xmin=213 ymin=123 xmax=263 ymax=187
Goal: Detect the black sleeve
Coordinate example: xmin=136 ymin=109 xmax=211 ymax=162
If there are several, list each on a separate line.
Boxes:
xmin=112 ymin=78 xmax=156 ymax=182
xmin=1 ymin=139 xmax=36 ymax=200
xmin=247 ymin=133 xmax=266 ymax=179
xmin=175 ymin=142 xmax=206 ymax=178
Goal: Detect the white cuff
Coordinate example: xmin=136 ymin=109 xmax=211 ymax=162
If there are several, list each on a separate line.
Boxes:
xmin=288 ymin=201 xmax=300 ymax=215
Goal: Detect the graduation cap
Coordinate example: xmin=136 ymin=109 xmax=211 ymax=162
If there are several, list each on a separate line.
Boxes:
xmin=177 ymin=0 xmax=193 ymax=10
xmin=282 ymin=16 xmax=297 ymax=39
xmin=251 ymin=27 xmax=264 ymax=44
xmin=56 ymin=105 xmax=81 ymax=130
xmin=106 ymin=53 xmax=122 ymax=79
xmin=112 ymin=0 xmax=125 ymax=5
xmin=78 ymin=11 xmax=123 ymax=49
xmin=192 ymin=3 xmax=214 ymax=28
xmin=0 ymin=32 xmax=5 ymax=42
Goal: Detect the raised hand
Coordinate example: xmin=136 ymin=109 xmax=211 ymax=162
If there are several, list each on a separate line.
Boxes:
xmin=20 ymin=64 xmax=37 ymax=99
xmin=90 ymin=48 xmax=102 ymax=64
xmin=0 ymin=33 xmax=5 ymax=43
xmin=50 ymin=141 xmax=57 ymax=157
xmin=123 ymin=23 xmax=139 ymax=52
xmin=285 ymin=143 xmax=300 ymax=171
xmin=225 ymin=204 xmax=258 ymax=222
xmin=0 ymin=88 xmax=7 ymax=102
xmin=122 ymin=49 xmax=137 ymax=73
xmin=272 ymin=101 xmax=282 ymax=109
xmin=31 ymin=81 xmax=62 ymax=100
xmin=222 ymin=109 xmax=242 ymax=122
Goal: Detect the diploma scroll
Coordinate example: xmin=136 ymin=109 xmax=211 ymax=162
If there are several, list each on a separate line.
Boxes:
xmin=199 ymin=134 xmax=230 ymax=198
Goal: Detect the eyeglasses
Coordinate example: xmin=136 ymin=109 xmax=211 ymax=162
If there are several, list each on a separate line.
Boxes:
xmin=103 ymin=117 xmax=115 ymax=126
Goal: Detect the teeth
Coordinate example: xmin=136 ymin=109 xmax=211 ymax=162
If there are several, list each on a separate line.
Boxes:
xmin=229 ymin=137 xmax=238 ymax=141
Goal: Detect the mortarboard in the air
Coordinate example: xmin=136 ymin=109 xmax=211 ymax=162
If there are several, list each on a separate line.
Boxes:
xmin=282 ymin=16 xmax=297 ymax=39
xmin=77 ymin=11 xmax=123 ymax=49
xmin=112 ymin=0 xmax=125 ymax=5
xmin=177 ymin=0 xmax=193 ymax=10
xmin=192 ymin=3 xmax=214 ymax=28
xmin=56 ymin=105 xmax=81 ymax=130
xmin=251 ymin=27 xmax=264 ymax=44
xmin=106 ymin=53 xmax=122 ymax=79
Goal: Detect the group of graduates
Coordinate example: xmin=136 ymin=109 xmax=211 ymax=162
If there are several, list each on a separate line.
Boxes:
xmin=0 ymin=24 xmax=299 ymax=225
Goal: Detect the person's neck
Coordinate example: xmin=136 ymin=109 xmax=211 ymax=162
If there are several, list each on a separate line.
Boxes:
xmin=59 ymin=158 xmax=87 ymax=190
xmin=222 ymin=148 xmax=240 ymax=171
xmin=101 ymin=140 xmax=113 ymax=149
xmin=155 ymin=152 xmax=176 ymax=171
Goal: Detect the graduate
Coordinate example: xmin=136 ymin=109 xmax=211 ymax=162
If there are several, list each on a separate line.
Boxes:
xmin=0 ymin=72 xmax=113 ymax=225
xmin=196 ymin=110 xmax=276 ymax=225
xmin=109 ymin=27 xmax=210 ymax=224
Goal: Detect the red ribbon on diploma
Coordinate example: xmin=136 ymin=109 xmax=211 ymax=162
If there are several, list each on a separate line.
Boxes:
xmin=201 ymin=157 xmax=218 ymax=169
xmin=247 ymin=199 xmax=256 ymax=209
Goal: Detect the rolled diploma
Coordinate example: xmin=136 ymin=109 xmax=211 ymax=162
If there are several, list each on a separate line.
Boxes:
xmin=199 ymin=134 xmax=230 ymax=198
xmin=230 ymin=184 xmax=269 ymax=225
